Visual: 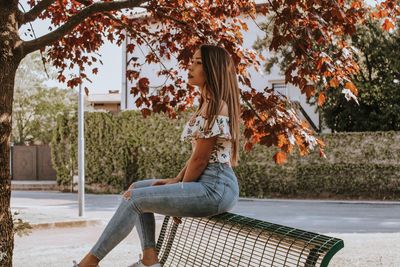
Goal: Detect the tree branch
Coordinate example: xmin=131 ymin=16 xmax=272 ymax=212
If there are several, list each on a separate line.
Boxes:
xmin=22 ymin=0 xmax=55 ymax=24
xmin=75 ymin=0 xmax=92 ymax=6
xmin=22 ymin=0 xmax=146 ymax=55
xmin=364 ymin=51 xmax=373 ymax=82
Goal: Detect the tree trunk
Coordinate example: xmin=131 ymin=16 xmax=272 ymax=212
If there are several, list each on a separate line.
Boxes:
xmin=0 ymin=64 xmax=17 ymax=267
xmin=0 ymin=1 xmax=23 ymax=266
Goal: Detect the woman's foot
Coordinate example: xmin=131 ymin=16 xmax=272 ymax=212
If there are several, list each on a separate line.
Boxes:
xmin=72 ymin=260 xmax=99 ymax=267
xmin=140 ymin=247 xmax=159 ymax=266
xmin=76 ymin=252 xmax=100 ymax=267
xmin=128 ymin=254 xmax=161 ymax=267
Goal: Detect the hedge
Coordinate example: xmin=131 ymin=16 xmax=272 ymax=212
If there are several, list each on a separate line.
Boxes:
xmin=51 ymin=110 xmax=400 ymax=200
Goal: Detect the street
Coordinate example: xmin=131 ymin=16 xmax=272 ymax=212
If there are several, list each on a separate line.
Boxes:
xmin=11 ymin=191 xmax=400 ymax=233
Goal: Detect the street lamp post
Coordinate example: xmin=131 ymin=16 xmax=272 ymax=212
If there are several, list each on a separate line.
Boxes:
xmin=78 ymin=69 xmax=85 ymax=217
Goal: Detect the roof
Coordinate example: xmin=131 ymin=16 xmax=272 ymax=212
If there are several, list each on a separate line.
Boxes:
xmin=87 ymin=92 xmax=121 ymax=103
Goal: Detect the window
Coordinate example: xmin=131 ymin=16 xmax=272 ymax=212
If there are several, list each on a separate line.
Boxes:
xmin=272 ymin=82 xmax=288 ymax=97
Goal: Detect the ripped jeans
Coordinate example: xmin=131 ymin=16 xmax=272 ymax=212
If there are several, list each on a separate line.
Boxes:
xmin=89 ymin=162 xmax=239 ymax=261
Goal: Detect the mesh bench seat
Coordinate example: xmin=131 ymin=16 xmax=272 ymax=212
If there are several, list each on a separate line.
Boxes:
xmin=155 ymin=212 xmax=344 ymax=267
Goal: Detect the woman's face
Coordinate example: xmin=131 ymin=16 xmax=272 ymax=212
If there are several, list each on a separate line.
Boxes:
xmin=188 ymin=49 xmax=207 ymax=98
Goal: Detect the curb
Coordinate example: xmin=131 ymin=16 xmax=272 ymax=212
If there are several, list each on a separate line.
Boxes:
xmin=30 ymin=219 xmax=102 ymax=230
xmin=238 ymin=197 xmax=400 ymax=205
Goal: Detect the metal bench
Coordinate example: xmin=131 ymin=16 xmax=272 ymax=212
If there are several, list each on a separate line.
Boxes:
xmin=155 ymin=212 xmax=344 ymax=267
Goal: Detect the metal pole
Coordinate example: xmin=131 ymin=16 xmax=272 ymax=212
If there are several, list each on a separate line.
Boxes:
xmin=121 ymin=29 xmax=127 ymax=110
xmin=78 ymin=69 xmax=85 ymax=217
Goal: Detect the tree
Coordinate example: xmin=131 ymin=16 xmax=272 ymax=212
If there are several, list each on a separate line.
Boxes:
xmin=252 ymin=1 xmax=400 ymax=132
xmin=321 ymin=19 xmax=400 ymax=131
xmin=13 ymin=87 xmax=77 ymax=144
xmin=13 ymin=52 xmax=77 ymax=144
xmin=0 ymin=0 xmax=398 ymax=266
xmin=13 ymin=51 xmax=50 ymax=91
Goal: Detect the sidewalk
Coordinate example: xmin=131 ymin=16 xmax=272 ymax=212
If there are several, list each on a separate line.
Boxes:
xmin=11 ymin=190 xmax=400 ymax=267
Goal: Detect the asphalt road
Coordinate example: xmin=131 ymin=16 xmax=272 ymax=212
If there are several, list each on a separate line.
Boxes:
xmin=11 ymin=191 xmax=400 ymax=233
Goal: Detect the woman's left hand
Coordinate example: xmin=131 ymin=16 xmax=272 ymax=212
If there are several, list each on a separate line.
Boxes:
xmin=151 ymin=177 xmax=179 ymax=186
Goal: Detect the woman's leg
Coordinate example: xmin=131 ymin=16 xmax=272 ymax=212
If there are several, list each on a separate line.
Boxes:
xmin=84 ymin=179 xmax=221 ymax=265
xmin=79 ymin=178 xmax=159 ymax=267
xmin=124 ymin=179 xmax=159 ymax=251
xmin=125 ymin=179 xmax=159 ymax=265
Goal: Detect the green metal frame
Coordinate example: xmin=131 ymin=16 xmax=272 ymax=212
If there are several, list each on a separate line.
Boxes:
xmin=156 ymin=212 xmax=344 ymax=267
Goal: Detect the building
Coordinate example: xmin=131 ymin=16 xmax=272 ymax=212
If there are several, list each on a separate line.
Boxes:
xmin=85 ymin=90 xmax=121 ymax=113
xmin=120 ymin=2 xmax=324 ymax=132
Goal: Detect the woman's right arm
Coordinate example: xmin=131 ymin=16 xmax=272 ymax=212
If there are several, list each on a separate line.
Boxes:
xmin=175 ymin=160 xmax=189 ymax=181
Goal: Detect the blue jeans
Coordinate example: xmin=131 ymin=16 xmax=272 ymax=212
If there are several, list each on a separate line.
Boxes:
xmin=90 ymin=162 xmax=239 ymax=261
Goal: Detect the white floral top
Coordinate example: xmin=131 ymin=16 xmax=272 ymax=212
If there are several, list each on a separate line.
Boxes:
xmin=180 ymin=114 xmax=232 ymax=166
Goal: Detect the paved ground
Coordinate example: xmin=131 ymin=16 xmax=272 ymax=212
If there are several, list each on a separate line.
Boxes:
xmin=11 ymin=191 xmax=400 ymax=233
xmin=13 ymin=222 xmax=400 ymax=267
xmin=11 ymin=190 xmax=400 ymax=267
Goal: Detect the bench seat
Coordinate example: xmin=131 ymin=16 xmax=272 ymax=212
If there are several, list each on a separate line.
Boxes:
xmin=155 ymin=212 xmax=344 ymax=267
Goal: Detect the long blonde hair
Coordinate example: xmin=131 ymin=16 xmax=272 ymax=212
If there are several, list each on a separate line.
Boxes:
xmin=193 ymin=44 xmax=241 ymax=167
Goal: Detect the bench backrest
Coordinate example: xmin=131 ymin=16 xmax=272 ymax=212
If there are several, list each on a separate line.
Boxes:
xmin=156 ymin=212 xmax=344 ymax=267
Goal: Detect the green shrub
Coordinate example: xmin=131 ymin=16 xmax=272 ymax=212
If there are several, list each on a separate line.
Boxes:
xmin=51 ymin=110 xmax=400 ymax=200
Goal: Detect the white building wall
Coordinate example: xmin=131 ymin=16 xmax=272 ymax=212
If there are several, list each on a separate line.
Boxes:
xmin=121 ymin=12 xmax=320 ymax=130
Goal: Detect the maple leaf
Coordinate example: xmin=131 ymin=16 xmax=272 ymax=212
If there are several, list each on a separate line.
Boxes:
xmin=273 ymin=151 xmax=287 ymax=165
xmin=318 ymin=93 xmax=326 ymax=106
xmin=344 ymin=81 xmax=358 ymax=95
xmin=244 ymin=142 xmax=253 ymax=152
xmin=304 ymin=85 xmax=315 ymax=98
xmin=329 ymin=77 xmax=340 ymax=88
xmin=382 ymin=19 xmax=395 ymax=31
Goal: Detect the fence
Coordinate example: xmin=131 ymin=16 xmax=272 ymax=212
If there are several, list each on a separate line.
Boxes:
xmin=11 ymin=144 xmax=56 ymax=180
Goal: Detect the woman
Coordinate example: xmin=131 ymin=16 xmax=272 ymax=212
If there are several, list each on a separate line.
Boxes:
xmin=74 ymin=44 xmax=241 ymax=267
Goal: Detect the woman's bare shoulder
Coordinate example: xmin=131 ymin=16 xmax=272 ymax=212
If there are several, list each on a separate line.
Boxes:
xmin=198 ymin=100 xmax=228 ymax=117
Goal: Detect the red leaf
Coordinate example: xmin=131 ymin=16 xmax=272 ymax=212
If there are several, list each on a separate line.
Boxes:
xmin=382 ymin=19 xmax=395 ymax=31
xmin=273 ymin=151 xmax=287 ymax=165
xmin=244 ymin=142 xmax=253 ymax=152
xmin=317 ymin=93 xmax=326 ymax=106
xmin=138 ymin=77 xmax=150 ymax=92
xmin=344 ymin=82 xmax=358 ymax=94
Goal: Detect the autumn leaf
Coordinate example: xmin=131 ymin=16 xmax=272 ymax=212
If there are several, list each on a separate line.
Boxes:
xmin=304 ymin=85 xmax=315 ymax=98
xmin=329 ymin=77 xmax=340 ymax=88
xmin=138 ymin=77 xmax=150 ymax=92
xmin=344 ymin=81 xmax=358 ymax=94
xmin=141 ymin=108 xmax=151 ymax=118
xmin=382 ymin=19 xmax=395 ymax=31
xmin=273 ymin=151 xmax=287 ymax=165
xmin=244 ymin=142 xmax=253 ymax=152
xmin=318 ymin=93 xmax=326 ymax=106
xmin=277 ymin=133 xmax=287 ymax=148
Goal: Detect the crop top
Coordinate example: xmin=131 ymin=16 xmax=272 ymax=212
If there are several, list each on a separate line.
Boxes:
xmin=180 ymin=114 xmax=232 ymax=166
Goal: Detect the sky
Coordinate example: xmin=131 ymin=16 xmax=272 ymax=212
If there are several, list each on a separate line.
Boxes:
xmin=19 ymin=0 xmax=378 ymax=94
xmin=19 ymin=2 xmax=146 ymax=93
